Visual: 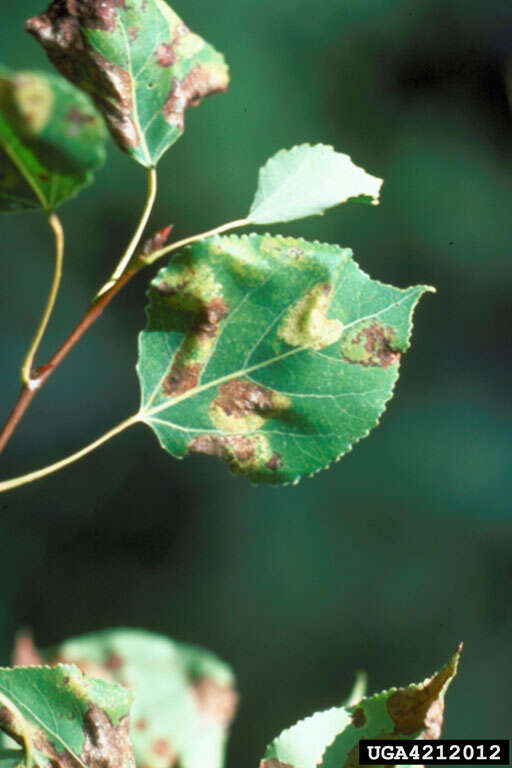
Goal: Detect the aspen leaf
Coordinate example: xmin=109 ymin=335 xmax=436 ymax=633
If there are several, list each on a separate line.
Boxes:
xmin=26 ymin=0 xmax=229 ymax=168
xmin=0 ymin=665 xmax=134 ymax=768
xmin=137 ymin=233 xmax=432 ymax=484
xmin=260 ymin=647 xmax=461 ymax=768
xmin=42 ymin=629 xmax=237 ymax=768
xmin=0 ymin=67 xmax=106 ymax=213
xmin=248 ymin=144 xmax=383 ymax=225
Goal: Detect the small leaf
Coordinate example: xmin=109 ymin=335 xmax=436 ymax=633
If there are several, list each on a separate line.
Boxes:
xmin=0 ymin=664 xmax=134 ymax=768
xmin=0 ymin=66 xmax=106 ymax=213
xmin=248 ymin=144 xmax=383 ymax=225
xmin=137 ymin=234 xmax=432 ymax=485
xmin=26 ymin=0 xmax=229 ymax=168
xmin=42 ymin=629 xmax=237 ymax=768
xmin=259 ymin=647 xmax=461 ymax=768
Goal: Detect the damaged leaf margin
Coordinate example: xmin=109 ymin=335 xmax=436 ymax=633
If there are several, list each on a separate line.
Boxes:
xmin=259 ymin=646 xmax=461 ymax=768
xmin=0 ymin=664 xmax=134 ymax=768
xmin=137 ymin=233 xmax=433 ymax=485
xmin=26 ymin=0 xmax=229 ymax=167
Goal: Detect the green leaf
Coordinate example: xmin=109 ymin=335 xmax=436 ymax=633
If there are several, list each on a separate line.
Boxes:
xmin=260 ymin=647 xmax=461 ymax=768
xmin=248 ymin=144 xmax=383 ymax=225
xmin=0 ymin=67 xmax=106 ymax=213
xmin=26 ymin=0 xmax=229 ymax=168
xmin=0 ymin=751 xmax=25 ymax=768
xmin=0 ymin=664 xmax=134 ymax=768
xmin=42 ymin=629 xmax=237 ymax=768
xmin=137 ymin=233 xmax=432 ymax=485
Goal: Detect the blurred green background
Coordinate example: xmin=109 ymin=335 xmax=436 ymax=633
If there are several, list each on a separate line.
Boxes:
xmin=1 ymin=0 xmax=511 ymax=762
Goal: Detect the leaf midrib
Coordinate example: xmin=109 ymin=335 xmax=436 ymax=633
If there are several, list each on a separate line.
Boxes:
xmin=0 ymin=681 xmax=87 ymax=768
xmin=0 ymin=123 xmax=49 ymax=210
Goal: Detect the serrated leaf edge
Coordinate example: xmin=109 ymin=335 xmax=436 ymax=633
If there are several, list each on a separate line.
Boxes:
xmin=139 ymin=233 xmax=434 ymax=486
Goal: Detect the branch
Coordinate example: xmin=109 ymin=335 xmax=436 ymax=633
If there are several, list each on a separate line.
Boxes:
xmin=0 ymin=168 xmax=158 ymax=456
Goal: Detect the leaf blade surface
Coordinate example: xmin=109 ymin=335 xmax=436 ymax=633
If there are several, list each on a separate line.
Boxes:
xmin=248 ymin=144 xmax=383 ymax=225
xmin=137 ymin=233 xmax=432 ymax=484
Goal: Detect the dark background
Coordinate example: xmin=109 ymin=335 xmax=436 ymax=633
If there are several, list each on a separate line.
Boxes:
xmin=1 ymin=0 xmax=511 ymax=762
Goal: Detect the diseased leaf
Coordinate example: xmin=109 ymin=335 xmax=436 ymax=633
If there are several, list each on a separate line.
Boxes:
xmin=0 ymin=66 xmax=106 ymax=213
xmin=137 ymin=233 xmax=432 ymax=485
xmin=39 ymin=629 xmax=237 ymax=768
xmin=0 ymin=664 xmax=134 ymax=768
xmin=26 ymin=0 xmax=229 ymax=168
xmin=260 ymin=647 xmax=461 ymax=768
xmin=248 ymin=144 xmax=383 ymax=225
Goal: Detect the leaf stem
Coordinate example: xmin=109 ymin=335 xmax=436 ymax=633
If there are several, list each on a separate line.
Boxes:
xmin=96 ymin=167 xmax=157 ymax=298
xmin=0 ymin=167 xmax=156 ymax=456
xmin=0 ymin=414 xmax=140 ymax=493
xmin=20 ymin=212 xmax=64 ymax=387
xmin=141 ymin=217 xmax=250 ymax=265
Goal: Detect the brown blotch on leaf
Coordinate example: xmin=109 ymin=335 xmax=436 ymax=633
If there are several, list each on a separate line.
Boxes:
xmin=3 ymin=699 xmax=135 ymax=768
xmin=0 ymin=705 xmax=15 ymax=731
xmin=66 ymin=107 xmax=95 ymax=125
xmin=215 ymin=380 xmax=276 ymax=420
xmin=192 ymin=677 xmax=238 ymax=730
xmin=386 ymin=647 xmax=461 ymax=740
xmin=351 ymin=707 xmax=366 ymax=728
xmin=26 ymin=2 xmax=139 ymax=151
xmin=189 ymin=434 xmax=255 ymax=464
xmin=163 ymin=363 xmax=201 ymax=397
xmin=156 ymin=43 xmax=177 ymax=67
xmin=135 ymin=718 xmax=148 ymax=731
xmin=343 ymin=322 xmax=401 ymax=368
xmin=161 ymin=298 xmax=228 ymax=397
xmin=152 ymin=739 xmax=175 ymax=760
xmin=265 ymin=452 xmax=282 ymax=472
xmin=162 ymin=64 xmax=229 ymax=131
xmin=105 ymin=653 xmax=124 ymax=670
xmin=128 ymin=26 xmax=139 ymax=42
xmin=81 ymin=705 xmax=135 ymax=768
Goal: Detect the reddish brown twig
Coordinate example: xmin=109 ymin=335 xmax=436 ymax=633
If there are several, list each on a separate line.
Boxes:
xmin=0 ymin=266 xmax=135 ymax=455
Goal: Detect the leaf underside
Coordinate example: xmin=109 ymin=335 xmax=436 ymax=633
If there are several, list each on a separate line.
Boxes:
xmin=248 ymin=144 xmax=383 ymax=225
xmin=26 ymin=0 xmax=229 ymax=168
xmin=0 ymin=664 xmax=134 ymax=768
xmin=42 ymin=629 xmax=237 ymax=768
xmin=0 ymin=67 xmax=106 ymax=213
xmin=260 ymin=647 xmax=461 ymax=768
xmin=137 ymin=234 xmax=432 ymax=485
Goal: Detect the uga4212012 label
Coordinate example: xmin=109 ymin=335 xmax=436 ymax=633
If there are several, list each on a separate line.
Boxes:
xmin=359 ymin=739 xmax=510 ymax=765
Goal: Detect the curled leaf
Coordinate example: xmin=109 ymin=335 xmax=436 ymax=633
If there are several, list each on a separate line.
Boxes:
xmin=0 ymin=66 xmax=106 ymax=213
xmin=137 ymin=234 xmax=432 ymax=485
xmin=26 ymin=0 xmax=229 ymax=167
xmin=248 ymin=144 xmax=383 ymax=225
